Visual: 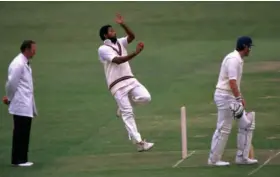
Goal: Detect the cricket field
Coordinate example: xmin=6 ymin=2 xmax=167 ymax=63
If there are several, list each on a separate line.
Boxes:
xmin=0 ymin=2 xmax=280 ymax=177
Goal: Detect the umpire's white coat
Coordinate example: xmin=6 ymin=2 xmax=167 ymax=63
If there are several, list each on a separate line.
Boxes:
xmin=5 ymin=53 xmax=37 ymax=118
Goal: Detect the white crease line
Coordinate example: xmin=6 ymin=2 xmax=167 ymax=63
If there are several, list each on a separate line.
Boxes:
xmin=248 ymin=151 xmax=280 ymax=176
xmin=172 ymin=151 xmax=196 ymax=168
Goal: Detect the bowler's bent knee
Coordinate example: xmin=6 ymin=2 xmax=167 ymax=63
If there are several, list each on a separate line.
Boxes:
xmin=133 ymin=95 xmax=151 ymax=104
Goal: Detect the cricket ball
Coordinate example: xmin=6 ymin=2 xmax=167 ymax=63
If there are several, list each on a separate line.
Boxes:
xmin=139 ymin=42 xmax=144 ymax=47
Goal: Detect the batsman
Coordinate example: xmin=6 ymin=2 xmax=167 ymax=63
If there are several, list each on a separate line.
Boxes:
xmin=208 ymin=36 xmax=258 ymax=166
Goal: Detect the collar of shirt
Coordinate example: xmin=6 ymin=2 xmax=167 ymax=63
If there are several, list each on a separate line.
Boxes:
xmin=104 ymin=39 xmax=118 ymax=46
xmin=233 ymin=50 xmax=243 ymax=63
xmin=19 ymin=53 xmax=30 ymax=65
xmin=103 ymin=39 xmax=122 ymax=56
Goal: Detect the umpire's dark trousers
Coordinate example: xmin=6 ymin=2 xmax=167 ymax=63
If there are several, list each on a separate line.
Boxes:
xmin=12 ymin=115 xmax=32 ymax=165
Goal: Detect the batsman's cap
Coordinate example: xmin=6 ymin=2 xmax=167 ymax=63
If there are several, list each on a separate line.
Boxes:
xmin=236 ymin=36 xmax=254 ymax=49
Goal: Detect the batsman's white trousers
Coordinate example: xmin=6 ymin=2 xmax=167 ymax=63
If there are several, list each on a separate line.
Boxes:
xmin=114 ymin=80 xmax=151 ymax=143
xmin=209 ymin=89 xmax=255 ymax=162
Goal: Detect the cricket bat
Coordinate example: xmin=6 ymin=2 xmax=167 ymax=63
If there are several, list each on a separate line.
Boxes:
xmin=249 ymin=144 xmax=254 ymax=159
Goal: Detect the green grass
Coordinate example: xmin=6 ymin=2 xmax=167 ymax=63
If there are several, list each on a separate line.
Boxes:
xmin=0 ymin=2 xmax=280 ymax=177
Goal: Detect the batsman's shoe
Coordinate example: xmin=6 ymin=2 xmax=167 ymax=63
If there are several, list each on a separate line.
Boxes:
xmin=208 ymin=159 xmax=230 ymax=166
xmin=137 ymin=140 xmax=154 ymax=152
xmin=13 ymin=162 xmax=34 ymax=167
xmin=236 ymin=157 xmax=258 ymax=165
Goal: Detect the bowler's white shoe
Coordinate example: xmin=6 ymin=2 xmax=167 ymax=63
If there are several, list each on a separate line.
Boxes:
xmin=137 ymin=140 xmax=154 ymax=152
xmin=236 ymin=157 xmax=258 ymax=165
xmin=208 ymin=159 xmax=230 ymax=166
xmin=14 ymin=162 xmax=34 ymax=167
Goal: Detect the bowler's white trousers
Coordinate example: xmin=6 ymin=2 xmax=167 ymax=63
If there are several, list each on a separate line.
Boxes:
xmin=209 ymin=89 xmax=255 ymax=162
xmin=113 ymin=79 xmax=151 ymax=143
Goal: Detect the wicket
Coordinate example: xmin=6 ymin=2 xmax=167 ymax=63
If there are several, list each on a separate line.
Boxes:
xmin=180 ymin=106 xmax=255 ymax=161
xmin=249 ymin=144 xmax=255 ymax=159
xmin=181 ymin=106 xmax=187 ymax=159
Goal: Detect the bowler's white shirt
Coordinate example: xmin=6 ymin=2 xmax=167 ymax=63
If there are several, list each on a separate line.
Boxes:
xmin=98 ymin=36 xmax=137 ymax=95
xmin=216 ymin=50 xmax=243 ymax=95
xmin=5 ymin=53 xmax=37 ymax=118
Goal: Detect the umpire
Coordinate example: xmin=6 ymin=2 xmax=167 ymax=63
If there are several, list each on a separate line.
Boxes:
xmin=2 ymin=40 xmax=38 ymax=167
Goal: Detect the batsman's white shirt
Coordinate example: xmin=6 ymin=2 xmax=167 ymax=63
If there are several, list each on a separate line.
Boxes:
xmin=98 ymin=36 xmax=137 ymax=95
xmin=216 ymin=50 xmax=243 ymax=95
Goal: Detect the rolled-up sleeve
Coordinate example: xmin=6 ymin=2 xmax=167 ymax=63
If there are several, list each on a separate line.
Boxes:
xmin=5 ymin=64 xmax=23 ymax=101
xmin=118 ymin=36 xmax=128 ymax=48
xmin=227 ymin=58 xmax=239 ymax=80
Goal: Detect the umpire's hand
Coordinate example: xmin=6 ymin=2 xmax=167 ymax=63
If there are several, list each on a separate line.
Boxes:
xmin=2 ymin=96 xmax=10 ymax=105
